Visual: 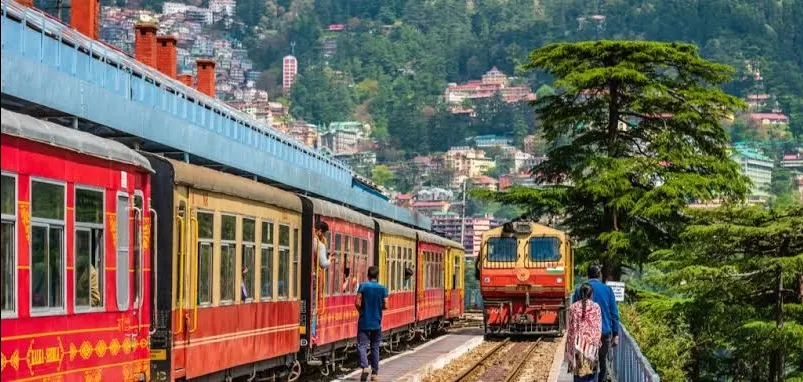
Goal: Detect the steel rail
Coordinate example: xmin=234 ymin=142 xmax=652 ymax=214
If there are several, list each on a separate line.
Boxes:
xmin=502 ymin=338 xmax=543 ymax=382
xmin=448 ymin=337 xmax=511 ymax=382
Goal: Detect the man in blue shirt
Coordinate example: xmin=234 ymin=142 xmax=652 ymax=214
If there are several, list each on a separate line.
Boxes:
xmin=572 ymin=265 xmax=620 ymax=382
xmin=355 ymin=265 xmax=388 ymax=381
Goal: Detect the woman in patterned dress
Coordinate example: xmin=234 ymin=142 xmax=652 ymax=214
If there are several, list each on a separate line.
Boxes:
xmin=565 ymin=283 xmax=602 ymax=382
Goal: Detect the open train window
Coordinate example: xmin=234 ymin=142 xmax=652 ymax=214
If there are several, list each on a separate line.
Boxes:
xmin=486 ymin=237 xmax=517 ymax=262
xmin=528 ymin=237 xmax=561 ymax=263
xmin=241 ymin=218 xmax=256 ymax=302
xmin=75 ymin=186 xmax=104 ymax=311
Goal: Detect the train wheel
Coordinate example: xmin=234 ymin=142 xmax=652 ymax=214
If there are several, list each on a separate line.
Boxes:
xmin=287 ymin=360 xmax=301 ymax=382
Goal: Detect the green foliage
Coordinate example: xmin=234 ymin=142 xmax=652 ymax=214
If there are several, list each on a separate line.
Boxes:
xmin=479 ymin=40 xmax=750 ymax=279
xmin=619 ymin=303 xmax=693 ymax=382
xmin=370 ymin=164 xmax=394 ymax=188
xmin=649 ymin=204 xmax=803 ymax=380
xmin=289 ymin=66 xmax=355 ymax=124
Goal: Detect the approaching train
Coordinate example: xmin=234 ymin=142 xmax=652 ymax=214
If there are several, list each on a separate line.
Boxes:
xmin=0 ymin=107 xmax=465 ymax=382
xmin=475 ymin=219 xmax=573 ymax=336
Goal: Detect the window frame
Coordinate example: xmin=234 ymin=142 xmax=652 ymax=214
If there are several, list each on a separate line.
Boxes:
xmin=219 ymin=213 xmax=237 ymax=305
xmin=292 ymin=227 xmax=300 ymax=299
xmin=29 ymin=177 xmax=67 ymax=317
xmin=196 ymin=209 xmax=215 ymax=307
xmin=259 ymin=220 xmax=275 ymax=302
xmin=1 ymin=172 xmax=18 ymax=318
xmin=277 ymin=223 xmax=291 ymax=300
xmin=133 ymin=190 xmax=144 ymax=310
xmin=241 ymin=216 xmax=256 ymax=303
xmin=73 ymin=184 xmax=105 ymax=313
xmin=115 ymin=191 xmax=130 ymax=312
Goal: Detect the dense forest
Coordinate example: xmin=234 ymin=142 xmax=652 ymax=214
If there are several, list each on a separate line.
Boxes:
xmin=212 ymin=0 xmax=802 ymax=155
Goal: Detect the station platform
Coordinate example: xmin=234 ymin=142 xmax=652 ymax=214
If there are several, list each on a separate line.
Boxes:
xmin=334 ymin=328 xmax=485 ymax=382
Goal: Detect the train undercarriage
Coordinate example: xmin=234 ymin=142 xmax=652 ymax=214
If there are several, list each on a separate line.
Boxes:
xmin=482 ymin=297 xmax=568 ymax=337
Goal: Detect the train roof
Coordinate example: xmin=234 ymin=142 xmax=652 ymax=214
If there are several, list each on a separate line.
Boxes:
xmin=418 ymin=231 xmax=463 ymax=249
xmin=164 ymin=157 xmax=302 ymax=213
xmin=307 ymin=196 xmax=375 ymax=228
xmin=375 ymin=218 xmax=418 ymax=239
xmin=1 ymin=108 xmax=153 ymax=172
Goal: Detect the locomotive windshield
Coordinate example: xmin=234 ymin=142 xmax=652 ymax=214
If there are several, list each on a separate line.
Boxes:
xmin=529 ymin=237 xmax=561 ymax=262
xmin=486 ymin=237 xmax=517 ymax=262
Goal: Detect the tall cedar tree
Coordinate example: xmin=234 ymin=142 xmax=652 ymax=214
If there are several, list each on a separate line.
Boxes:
xmin=475 ymin=41 xmax=749 ymax=280
xmin=650 ymin=205 xmax=803 ymax=381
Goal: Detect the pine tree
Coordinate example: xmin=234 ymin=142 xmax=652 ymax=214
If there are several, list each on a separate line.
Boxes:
xmin=650 ymin=205 xmax=803 ymax=381
xmin=475 ymin=41 xmax=749 ymax=279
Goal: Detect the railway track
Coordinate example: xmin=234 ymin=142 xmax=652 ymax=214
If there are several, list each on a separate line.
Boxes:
xmin=446 ymin=337 xmax=544 ymax=382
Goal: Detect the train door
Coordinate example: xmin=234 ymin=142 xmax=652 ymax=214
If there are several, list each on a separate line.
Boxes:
xmin=173 ymin=187 xmax=190 ymax=379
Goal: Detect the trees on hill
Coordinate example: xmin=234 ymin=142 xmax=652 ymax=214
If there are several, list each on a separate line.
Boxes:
xmin=476 ymin=40 xmax=749 ymax=280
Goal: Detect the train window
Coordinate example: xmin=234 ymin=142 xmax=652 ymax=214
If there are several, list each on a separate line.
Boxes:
xmin=115 ymin=193 xmax=129 ymax=311
xmin=362 ymin=239 xmax=368 ymax=259
xmin=242 ymin=218 xmax=256 ymax=302
xmin=278 ymin=225 xmax=290 ymax=298
xmin=75 ymin=187 xmax=104 ymax=310
xmin=133 ymin=193 xmax=143 ymax=309
xmin=260 ymin=221 xmax=274 ymax=301
xmin=197 ymin=212 xmax=214 ymax=305
xmin=389 ymin=246 xmax=396 ymax=292
xmin=384 ymin=244 xmax=390 ymax=286
xmin=396 ymin=246 xmax=402 ymax=292
xmin=30 ymin=180 xmax=66 ymax=313
xmin=528 ymin=237 xmax=561 ymax=262
xmin=351 ymin=237 xmax=360 ymax=294
xmin=220 ymin=214 xmax=236 ymax=303
xmin=1 ymin=174 xmax=16 ymax=316
xmin=293 ymin=228 xmax=299 ymax=299
xmin=487 ymin=237 xmax=517 ymax=262
xmin=333 ymin=233 xmax=342 ymax=296
xmin=343 ymin=235 xmax=351 ymax=294
xmin=453 ymin=255 xmax=460 ymax=290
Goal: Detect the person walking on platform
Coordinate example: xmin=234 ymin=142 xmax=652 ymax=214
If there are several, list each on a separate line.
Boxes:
xmin=566 ymin=283 xmax=602 ymax=382
xmin=355 ymin=265 xmax=388 ymax=381
xmin=572 ymin=265 xmax=620 ymax=382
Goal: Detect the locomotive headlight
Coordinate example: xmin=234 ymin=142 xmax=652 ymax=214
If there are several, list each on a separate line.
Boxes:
xmin=556 ymin=277 xmax=563 ymax=284
xmin=483 ymin=277 xmax=491 ymax=284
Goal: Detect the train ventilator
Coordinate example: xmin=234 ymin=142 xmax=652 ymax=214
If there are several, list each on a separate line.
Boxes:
xmin=475 ymin=220 xmax=573 ymax=336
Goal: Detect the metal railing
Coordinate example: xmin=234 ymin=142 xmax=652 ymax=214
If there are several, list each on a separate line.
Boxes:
xmin=609 ymin=324 xmax=661 ymax=382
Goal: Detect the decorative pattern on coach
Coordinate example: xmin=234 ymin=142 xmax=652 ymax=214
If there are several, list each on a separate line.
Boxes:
xmin=1 ymin=108 xmax=154 ymax=381
xmin=477 ymin=220 xmax=573 ymax=336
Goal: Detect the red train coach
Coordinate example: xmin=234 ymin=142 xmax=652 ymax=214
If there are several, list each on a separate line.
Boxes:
xmin=375 ymin=219 xmax=417 ymax=346
xmin=1 ymin=108 xmax=153 ymax=382
xmin=415 ymin=232 xmax=451 ymax=335
xmin=144 ymin=154 xmax=303 ymax=381
xmin=299 ymin=196 xmax=375 ymax=373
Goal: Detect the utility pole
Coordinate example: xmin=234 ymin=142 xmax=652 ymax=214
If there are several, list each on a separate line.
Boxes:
xmin=460 ymin=178 xmax=467 ymax=248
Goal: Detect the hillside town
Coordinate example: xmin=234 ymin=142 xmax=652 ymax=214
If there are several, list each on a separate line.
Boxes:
xmin=93 ymin=5 xmax=803 ymax=258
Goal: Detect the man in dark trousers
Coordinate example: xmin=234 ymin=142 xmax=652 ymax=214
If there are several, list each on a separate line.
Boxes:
xmin=355 ymin=266 xmax=388 ymax=381
xmin=572 ymin=265 xmax=620 ymax=382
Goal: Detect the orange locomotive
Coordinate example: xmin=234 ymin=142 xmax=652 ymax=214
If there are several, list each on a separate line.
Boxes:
xmin=475 ymin=220 xmax=573 ymax=336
